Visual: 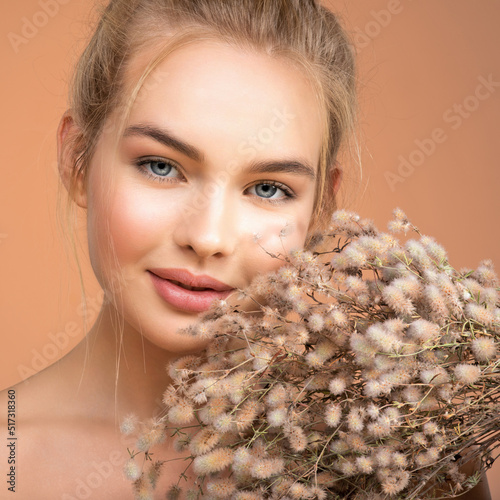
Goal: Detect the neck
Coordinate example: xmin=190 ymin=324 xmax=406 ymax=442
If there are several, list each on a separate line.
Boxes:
xmin=63 ymin=301 xmax=179 ymax=426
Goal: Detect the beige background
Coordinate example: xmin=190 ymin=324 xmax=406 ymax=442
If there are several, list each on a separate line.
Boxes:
xmin=1 ymin=0 xmax=499 ymax=495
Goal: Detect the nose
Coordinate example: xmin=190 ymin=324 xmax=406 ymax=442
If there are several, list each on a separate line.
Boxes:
xmin=173 ymin=186 xmax=236 ymax=259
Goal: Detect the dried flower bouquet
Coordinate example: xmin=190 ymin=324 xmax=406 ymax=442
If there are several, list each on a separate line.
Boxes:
xmin=122 ymin=208 xmax=500 ymax=500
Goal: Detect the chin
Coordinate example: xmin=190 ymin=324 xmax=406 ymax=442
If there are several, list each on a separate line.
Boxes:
xmin=143 ymin=317 xmax=211 ymax=354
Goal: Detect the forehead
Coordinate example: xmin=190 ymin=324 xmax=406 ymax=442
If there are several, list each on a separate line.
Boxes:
xmin=121 ymin=39 xmax=324 ymax=166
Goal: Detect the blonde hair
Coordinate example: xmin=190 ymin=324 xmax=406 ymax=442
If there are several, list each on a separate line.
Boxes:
xmin=57 ymin=0 xmax=360 ymax=410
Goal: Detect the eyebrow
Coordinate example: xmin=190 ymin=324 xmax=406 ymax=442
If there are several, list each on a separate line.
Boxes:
xmin=124 ymin=124 xmax=205 ymax=163
xmin=248 ymin=159 xmax=316 ymax=180
xmin=123 ymin=124 xmax=316 ymax=180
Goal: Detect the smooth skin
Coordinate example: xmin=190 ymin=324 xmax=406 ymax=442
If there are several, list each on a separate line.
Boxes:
xmin=0 ymin=40 xmax=339 ymax=499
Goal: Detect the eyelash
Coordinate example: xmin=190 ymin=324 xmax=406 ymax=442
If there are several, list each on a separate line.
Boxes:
xmin=134 ymin=157 xmax=297 ymax=204
xmin=249 ymin=181 xmax=296 ymax=205
xmin=135 ymin=157 xmax=183 ymax=184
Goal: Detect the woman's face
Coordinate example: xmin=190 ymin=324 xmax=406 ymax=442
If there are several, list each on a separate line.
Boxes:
xmin=82 ymin=40 xmax=325 ymax=352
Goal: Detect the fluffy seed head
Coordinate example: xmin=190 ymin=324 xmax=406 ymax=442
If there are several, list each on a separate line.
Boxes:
xmin=199 ymin=396 xmax=230 ymax=425
xmin=406 ymin=240 xmax=432 ymax=270
xmin=482 ymin=287 xmax=499 ymax=307
xmin=356 ymin=456 xmax=374 ymax=474
xmin=350 ymin=332 xmax=378 ymax=365
xmin=162 ymin=386 xmax=179 ymax=408
xmin=343 ymin=244 xmax=368 ymax=268
xmin=168 ymin=399 xmax=195 ymax=425
xmin=367 ymin=419 xmax=391 ymax=438
xmin=366 ymin=404 xmax=380 ymax=419
xmin=374 ymin=448 xmax=392 ymax=468
xmin=166 ymin=485 xmax=181 ymax=500
xmin=206 ymin=478 xmax=237 ymax=499
xmin=168 ymin=355 xmax=201 ymax=381
xmin=286 ymin=425 xmax=308 ymax=452
xmin=347 ymin=408 xmax=365 ymax=432
xmin=420 ymin=367 xmax=450 ymax=386
xmin=345 ymin=275 xmax=370 ymax=296
xmin=265 ymin=384 xmax=288 ymax=408
xmin=123 ymin=458 xmax=141 ymax=481
xmin=402 ymin=386 xmax=422 ymax=404
xmin=189 ymin=428 xmax=221 ymax=456
xmin=234 ymin=493 xmax=265 ymax=500
xmin=193 ymin=447 xmax=234 ymax=476
xmin=329 ymin=376 xmax=348 ymax=395
xmin=381 ymin=470 xmax=410 ymax=495
xmin=392 ymin=275 xmax=422 ymax=299
xmin=423 ymin=421 xmax=440 ymax=436
xmin=392 ymin=452 xmax=408 ymax=469
xmin=214 ymin=413 xmax=236 ymax=434
xmin=465 ymin=303 xmax=496 ymax=327
xmin=232 ymin=448 xmax=254 ymax=477
xmin=454 ymin=363 xmax=481 ymax=385
xmin=473 ymin=263 xmax=499 ymax=287
xmin=136 ymin=421 xmax=166 ymax=452
xmin=412 ymin=432 xmax=427 ymax=447
xmin=236 ymin=399 xmax=262 ymax=431
xmin=364 ymin=379 xmax=383 ymax=398
xmin=407 ymin=319 xmax=441 ymax=343
xmin=471 ymin=336 xmax=497 ymax=362
xmin=382 ymin=284 xmax=416 ymax=317
xmin=337 ymin=458 xmax=357 ymax=476
xmin=424 ymin=284 xmax=449 ymax=322
xmin=366 ymin=324 xmax=393 ymax=353
xmin=310 ymin=486 xmax=327 ymax=500
xmin=251 ymin=458 xmax=285 ymax=479
xmin=421 ymin=235 xmax=447 ymax=263
xmin=316 ymin=340 xmax=337 ymax=359
xmin=330 ymin=308 xmax=349 ymax=327
xmin=308 ymin=313 xmax=325 ymax=332
xmin=120 ymin=413 xmax=138 ymax=435
xmin=267 ymin=407 xmax=287 ymax=428
xmin=330 ymin=439 xmax=349 ymax=455
xmin=324 ymin=403 xmax=342 ymax=427
xmin=346 ymin=433 xmax=367 ymax=452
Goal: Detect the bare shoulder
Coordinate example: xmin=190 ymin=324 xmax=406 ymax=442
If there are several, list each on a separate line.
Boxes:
xmin=0 ymin=367 xmax=132 ymax=498
xmin=0 ymin=376 xmax=184 ymax=499
xmin=0 ymin=362 xmax=60 ymax=425
xmin=0 ymin=400 xmax=137 ymax=498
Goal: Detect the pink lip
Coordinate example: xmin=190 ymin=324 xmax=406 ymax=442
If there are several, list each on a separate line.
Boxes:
xmin=147 ymin=268 xmax=235 ymax=313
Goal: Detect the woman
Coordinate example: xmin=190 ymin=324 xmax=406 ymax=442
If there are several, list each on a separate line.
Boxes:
xmin=0 ymin=0 xmax=492 ymax=498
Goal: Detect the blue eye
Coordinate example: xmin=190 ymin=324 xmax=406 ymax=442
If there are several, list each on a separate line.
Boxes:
xmin=135 ymin=158 xmax=182 ymax=183
xmin=247 ymin=182 xmax=295 ymax=203
xmin=255 ymin=184 xmax=279 ymax=198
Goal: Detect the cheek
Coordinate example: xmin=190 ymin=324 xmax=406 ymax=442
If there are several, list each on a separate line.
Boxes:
xmin=87 ymin=178 xmax=177 ymax=286
xmin=238 ymin=204 xmax=313 ymax=275
xmin=108 ymin=189 xmax=157 ymax=261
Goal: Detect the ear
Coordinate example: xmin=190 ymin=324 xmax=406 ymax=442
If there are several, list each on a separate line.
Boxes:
xmin=57 ymin=110 xmax=88 ymax=209
xmin=329 ymin=164 xmax=343 ymax=197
